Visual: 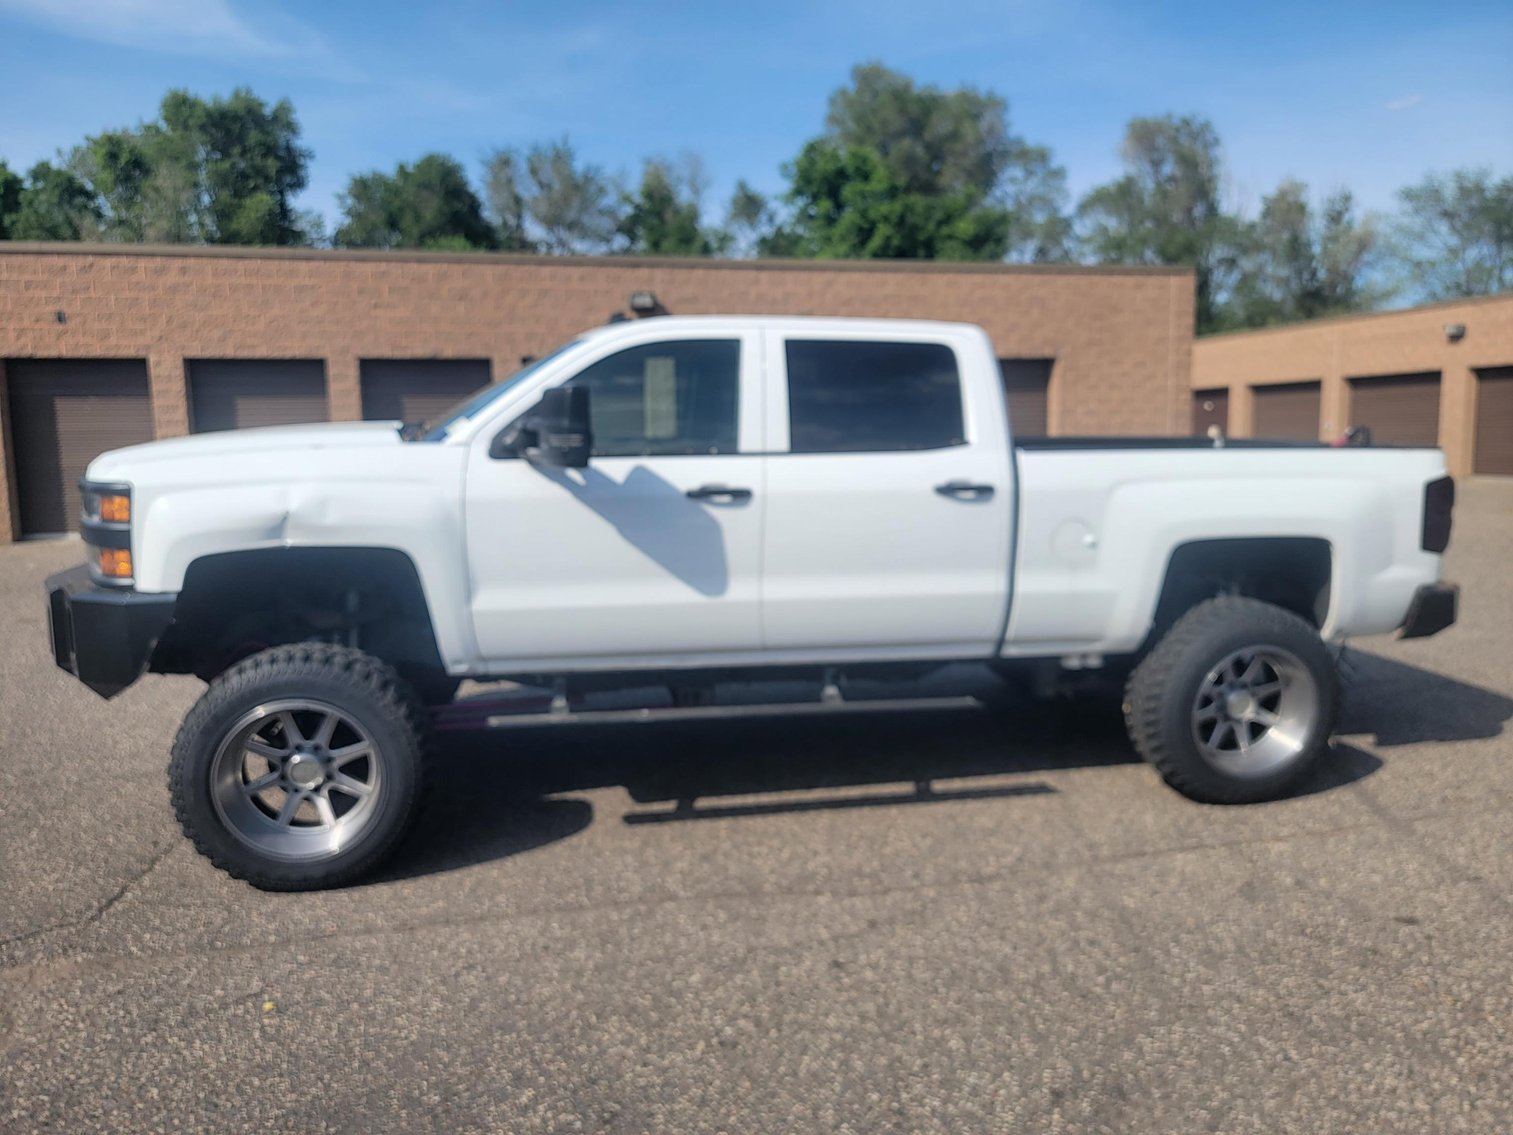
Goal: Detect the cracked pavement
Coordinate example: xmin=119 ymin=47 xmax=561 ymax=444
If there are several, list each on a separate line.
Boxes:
xmin=3 ymin=481 xmax=1512 ymax=1133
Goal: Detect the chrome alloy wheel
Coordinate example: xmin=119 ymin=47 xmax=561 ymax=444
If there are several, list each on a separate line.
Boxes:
xmin=210 ymin=699 xmax=383 ymax=861
xmin=1190 ymin=645 xmax=1321 ymax=778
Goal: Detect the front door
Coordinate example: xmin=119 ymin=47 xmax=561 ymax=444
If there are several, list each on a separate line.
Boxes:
xmin=465 ymin=333 xmax=765 ymax=670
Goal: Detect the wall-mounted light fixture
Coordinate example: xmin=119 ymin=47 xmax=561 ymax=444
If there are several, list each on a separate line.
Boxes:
xmin=55 ymin=310 xmax=66 ymax=324
xmin=628 ymin=291 xmax=659 ymax=314
xmin=1445 ymin=322 xmax=1467 ymax=343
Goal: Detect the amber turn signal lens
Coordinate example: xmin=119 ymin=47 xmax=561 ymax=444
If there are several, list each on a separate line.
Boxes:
xmin=99 ymin=494 xmax=130 ymax=523
xmin=97 ymin=548 xmax=133 ymax=579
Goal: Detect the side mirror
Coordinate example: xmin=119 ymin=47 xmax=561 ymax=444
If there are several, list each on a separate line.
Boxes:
xmin=524 ymin=385 xmax=592 ymax=468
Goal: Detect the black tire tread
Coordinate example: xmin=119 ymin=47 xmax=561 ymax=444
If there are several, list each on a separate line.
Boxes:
xmin=1124 ymin=596 xmax=1338 ymax=804
xmin=168 ymin=643 xmax=426 ymax=890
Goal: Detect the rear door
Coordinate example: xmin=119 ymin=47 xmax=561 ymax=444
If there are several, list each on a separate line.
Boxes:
xmin=760 ymin=331 xmax=1013 ymax=656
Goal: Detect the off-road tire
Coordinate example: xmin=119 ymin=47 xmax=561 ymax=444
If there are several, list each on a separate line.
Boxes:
xmin=1124 ymin=596 xmax=1339 ymax=804
xmin=169 ymin=643 xmax=425 ymax=890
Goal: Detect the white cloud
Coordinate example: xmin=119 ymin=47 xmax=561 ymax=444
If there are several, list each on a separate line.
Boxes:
xmin=1385 ymin=93 xmax=1424 ymax=111
xmin=0 ymin=0 xmax=326 ymax=61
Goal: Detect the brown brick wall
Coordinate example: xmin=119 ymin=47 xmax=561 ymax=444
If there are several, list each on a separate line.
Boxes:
xmin=0 ymin=244 xmax=1194 ymax=542
xmin=1192 ymin=293 xmax=1513 ymax=477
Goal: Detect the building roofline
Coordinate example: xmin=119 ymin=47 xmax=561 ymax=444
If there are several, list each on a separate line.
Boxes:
xmin=1197 ymin=289 xmax=1513 ymax=342
xmin=0 ymin=240 xmax=1193 ymax=279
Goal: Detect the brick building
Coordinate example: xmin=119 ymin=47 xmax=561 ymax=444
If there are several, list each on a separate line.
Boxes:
xmin=1192 ymin=292 xmax=1513 ymax=478
xmin=0 ymin=244 xmax=1194 ymax=541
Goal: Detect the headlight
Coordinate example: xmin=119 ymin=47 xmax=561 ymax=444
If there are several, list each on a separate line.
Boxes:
xmin=98 ymin=494 xmax=131 ymax=523
xmin=80 ymin=481 xmax=133 ymax=585
xmin=82 ymin=488 xmax=130 ymax=525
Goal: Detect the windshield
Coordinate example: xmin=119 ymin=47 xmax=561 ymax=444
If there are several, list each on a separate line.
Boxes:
xmin=418 ymin=340 xmax=581 ymax=441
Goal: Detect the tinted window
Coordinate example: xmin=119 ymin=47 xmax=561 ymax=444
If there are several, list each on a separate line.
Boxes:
xmin=786 ymin=340 xmax=965 ymax=453
xmin=566 ymin=340 xmax=739 ymax=457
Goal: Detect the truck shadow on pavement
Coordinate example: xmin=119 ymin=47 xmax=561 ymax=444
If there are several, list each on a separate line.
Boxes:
xmin=1338 ymin=649 xmax=1513 ymax=745
xmin=380 ymin=651 xmax=1511 ymax=882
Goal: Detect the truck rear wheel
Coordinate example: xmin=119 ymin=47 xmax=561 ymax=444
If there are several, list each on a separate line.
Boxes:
xmin=169 ymin=644 xmax=425 ymax=890
xmin=1124 ymin=597 xmax=1339 ymax=804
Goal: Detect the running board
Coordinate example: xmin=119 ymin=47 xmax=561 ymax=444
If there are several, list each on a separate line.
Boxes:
xmin=432 ymin=694 xmax=983 ymax=733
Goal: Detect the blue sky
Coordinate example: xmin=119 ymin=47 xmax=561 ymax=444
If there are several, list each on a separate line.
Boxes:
xmin=1 ymin=0 xmax=1509 ymax=231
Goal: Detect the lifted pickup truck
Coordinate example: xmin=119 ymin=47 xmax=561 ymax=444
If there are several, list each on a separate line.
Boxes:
xmin=47 ymin=316 xmax=1458 ymax=889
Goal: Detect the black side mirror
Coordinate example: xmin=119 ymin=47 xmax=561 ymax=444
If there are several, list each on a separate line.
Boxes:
xmin=523 ymin=385 xmax=592 ymax=468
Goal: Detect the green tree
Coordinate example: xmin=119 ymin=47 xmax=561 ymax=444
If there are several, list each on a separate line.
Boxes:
xmin=482 ymin=149 xmax=533 ymax=251
xmin=73 ymin=128 xmax=158 ymax=240
xmin=1390 ymin=168 xmax=1513 ymax=299
xmin=0 ymin=161 xmax=22 ymax=237
xmin=1076 ymin=114 xmax=1237 ymax=330
xmin=769 ymin=140 xmax=1010 ymax=260
xmin=1225 ymin=180 xmax=1378 ymax=328
xmin=160 ymin=88 xmax=309 ymax=244
xmin=482 ymin=140 xmax=620 ymax=254
xmin=722 ymin=179 xmax=776 ymax=258
xmin=618 ymin=157 xmax=719 ymax=255
xmin=819 ymin=63 xmax=1069 ymax=262
xmin=7 ymin=161 xmax=102 ymax=240
xmin=998 ymin=142 xmax=1073 ymax=262
xmin=71 ymin=88 xmax=311 ymax=245
xmin=334 ymin=154 xmax=495 ymax=250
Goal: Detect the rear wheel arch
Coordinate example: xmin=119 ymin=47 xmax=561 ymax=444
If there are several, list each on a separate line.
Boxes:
xmin=1141 ymin=536 xmax=1333 ymax=651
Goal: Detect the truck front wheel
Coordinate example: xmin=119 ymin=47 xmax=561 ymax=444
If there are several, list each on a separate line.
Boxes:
xmin=1124 ymin=597 xmax=1339 ymax=804
xmin=169 ymin=644 xmax=425 ymax=890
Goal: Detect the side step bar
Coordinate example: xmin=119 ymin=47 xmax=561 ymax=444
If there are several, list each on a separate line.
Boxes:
xmin=432 ymin=692 xmax=982 ymax=733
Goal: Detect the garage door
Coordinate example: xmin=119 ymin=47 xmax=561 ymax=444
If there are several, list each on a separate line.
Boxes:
xmin=1252 ymin=381 xmax=1321 ymax=441
xmin=1192 ymin=388 xmax=1229 ymax=436
xmin=360 ymin=359 xmax=490 ymax=426
xmin=999 ymin=358 xmax=1051 ymax=437
xmin=5 ymin=359 xmax=155 ymax=535
xmin=1475 ymin=366 xmax=1513 ymax=474
xmin=1348 ymin=372 xmax=1441 ymax=448
xmin=189 ymin=360 xmax=327 ymax=433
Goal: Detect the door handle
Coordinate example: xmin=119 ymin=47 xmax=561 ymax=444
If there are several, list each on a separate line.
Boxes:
xmin=686 ymin=484 xmax=753 ymax=503
xmin=934 ymin=480 xmax=995 ymax=500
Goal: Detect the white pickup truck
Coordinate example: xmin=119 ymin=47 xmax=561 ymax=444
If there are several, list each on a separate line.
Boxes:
xmin=47 ymin=316 xmax=1458 ymax=889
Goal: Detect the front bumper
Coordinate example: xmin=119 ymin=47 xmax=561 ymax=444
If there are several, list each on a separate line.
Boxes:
xmin=1398 ymin=582 xmax=1459 ymax=640
xmin=46 ymin=565 xmax=177 ymax=698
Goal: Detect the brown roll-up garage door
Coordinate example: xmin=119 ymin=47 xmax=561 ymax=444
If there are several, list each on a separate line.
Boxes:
xmin=5 ymin=359 xmax=155 ymax=535
xmin=1252 ymin=381 xmax=1321 ymax=440
xmin=189 ymin=360 xmax=327 ymax=433
xmin=1348 ymin=372 xmax=1440 ymax=447
xmin=1475 ymin=366 xmax=1513 ymax=474
xmin=360 ymin=359 xmax=490 ymax=425
xmin=999 ymin=358 xmax=1051 ymax=437
xmin=1192 ymin=388 xmax=1229 ymax=436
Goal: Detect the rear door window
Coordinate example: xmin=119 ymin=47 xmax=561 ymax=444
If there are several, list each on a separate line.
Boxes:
xmin=785 ymin=340 xmax=965 ymax=453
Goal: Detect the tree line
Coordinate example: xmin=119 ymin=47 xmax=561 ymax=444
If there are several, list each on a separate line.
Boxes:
xmin=1 ymin=64 xmax=1509 ymax=333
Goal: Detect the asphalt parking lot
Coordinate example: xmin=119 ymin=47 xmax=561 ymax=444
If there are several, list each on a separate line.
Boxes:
xmin=3 ymin=480 xmax=1512 ymax=1133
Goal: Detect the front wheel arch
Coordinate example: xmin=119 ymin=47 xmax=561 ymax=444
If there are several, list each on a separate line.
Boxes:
xmin=150 ymin=546 xmax=448 ymax=688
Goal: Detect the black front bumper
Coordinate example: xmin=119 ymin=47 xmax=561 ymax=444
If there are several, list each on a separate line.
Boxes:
xmin=1399 ymin=582 xmax=1459 ymax=640
xmin=46 ymin=565 xmax=177 ymax=698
